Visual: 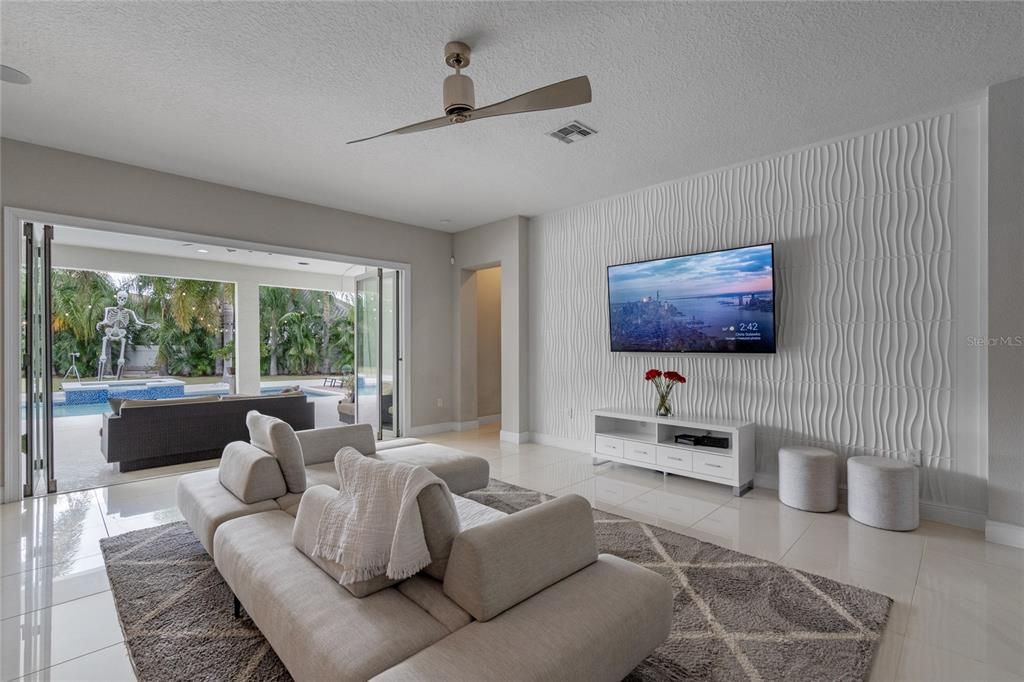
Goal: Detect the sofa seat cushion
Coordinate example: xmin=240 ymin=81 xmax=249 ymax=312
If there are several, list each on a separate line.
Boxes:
xmin=374 ymin=443 xmax=490 ymax=495
xmin=372 ymin=555 xmax=672 ymax=682
xmin=454 ymin=495 xmax=507 ymax=529
xmin=214 ymin=511 xmax=450 ymax=681
xmin=374 ymin=438 xmax=425 ymax=451
xmin=396 ymin=575 xmax=472 ymax=633
xmin=175 ymin=468 xmax=279 ymax=555
xmin=304 ymin=460 xmax=336 ymax=486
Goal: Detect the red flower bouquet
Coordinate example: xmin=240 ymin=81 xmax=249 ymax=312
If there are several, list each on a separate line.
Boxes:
xmin=644 ymin=369 xmax=686 ymax=416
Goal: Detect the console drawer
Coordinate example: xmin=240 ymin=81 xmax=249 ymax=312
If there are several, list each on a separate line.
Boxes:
xmin=624 ymin=441 xmax=656 ymax=464
xmin=594 ymin=435 xmax=624 ymax=458
xmin=656 ymin=446 xmax=693 ymax=472
xmin=692 ymin=451 xmax=736 ymax=479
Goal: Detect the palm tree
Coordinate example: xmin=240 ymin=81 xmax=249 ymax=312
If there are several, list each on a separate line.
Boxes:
xmin=132 ymin=275 xmax=226 ymax=377
xmin=50 ymin=269 xmax=115 ymax=374
xmin=260 ymin=286 xmax=291 ymax=375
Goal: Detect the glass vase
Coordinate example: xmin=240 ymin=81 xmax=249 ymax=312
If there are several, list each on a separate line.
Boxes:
xmin=655 ymin=392 xmax=672 ymax=417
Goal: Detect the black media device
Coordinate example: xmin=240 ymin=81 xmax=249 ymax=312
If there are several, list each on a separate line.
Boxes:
xmin=675 ymin=433 xmax=730 ymax=450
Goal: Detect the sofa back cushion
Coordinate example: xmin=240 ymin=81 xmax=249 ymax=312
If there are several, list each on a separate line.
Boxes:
xmin=118 ymin=395 xmax=220 ymax=412
xmin=293 ymin=483 xmax=461 ymax=597
xmin=296 ymin=423 xmax=376 ymax=465
xmin=246 ymin=411 xmax=306 ymax=493
xmin=443 ymin=494 xmax=598 ymax=622
xmin=218 ymin=441 xmax=288 ymax=503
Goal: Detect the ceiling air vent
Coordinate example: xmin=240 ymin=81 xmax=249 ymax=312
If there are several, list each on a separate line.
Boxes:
xmin=548 ymin=120 xmax=597 ymax=144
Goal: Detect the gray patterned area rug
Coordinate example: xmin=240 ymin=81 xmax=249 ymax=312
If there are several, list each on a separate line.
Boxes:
xmin=100 ymin=479 xmax=891 ymax=681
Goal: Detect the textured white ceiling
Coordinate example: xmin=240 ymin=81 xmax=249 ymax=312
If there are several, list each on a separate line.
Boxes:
xmin=2 ymin=2 xmax=1022 ymax=231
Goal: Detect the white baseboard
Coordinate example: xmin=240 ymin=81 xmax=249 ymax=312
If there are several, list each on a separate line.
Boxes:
xmin=985 ymin=520 xmax=1024 ymax=548
xmin=500 ymin=430 xmax=530 ymax=444
xmin=477 ymin=413 xmax=501 ymax=425
xmin=406 ymin=422 xmax=458 ymax=437
xmin=530 ymin=432 xmax=589 ymax=453
xmin=751 ymin=471 xmax=985 ymax=530
xmin=409 ymin=419 xmax=498 ymax=435
xmin=920 ymin=500 xmax=987 ymax=531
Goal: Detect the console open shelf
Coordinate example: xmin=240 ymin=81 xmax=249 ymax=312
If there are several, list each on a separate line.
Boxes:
xmin=592 ymin=408 xmax=755 ymax=496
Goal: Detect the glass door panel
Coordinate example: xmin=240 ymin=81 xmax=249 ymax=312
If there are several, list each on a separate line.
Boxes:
xmin=353 ymin=268 xmax=401 ymax=440
xmin=354 ymin=273 xmax=380 ymax=434
xmin=380 ymin=269 xmax=399 ymax=438
xmin=21 ymin=223 xmax=55 ymax=496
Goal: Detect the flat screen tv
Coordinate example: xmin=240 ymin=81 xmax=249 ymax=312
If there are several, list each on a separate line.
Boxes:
xmin=607 ymin=243 xmax=776 ymax=353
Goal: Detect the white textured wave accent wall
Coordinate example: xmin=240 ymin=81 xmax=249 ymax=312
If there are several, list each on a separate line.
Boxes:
xmin=529 ymin=112 xmax=978 ymax=510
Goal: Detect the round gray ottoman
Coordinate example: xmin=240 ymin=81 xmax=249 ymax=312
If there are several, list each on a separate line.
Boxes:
xmin=847 ymin=456 xmax=919 ymax=531
xmin=778 ymin=446 xmax=838 ymax=512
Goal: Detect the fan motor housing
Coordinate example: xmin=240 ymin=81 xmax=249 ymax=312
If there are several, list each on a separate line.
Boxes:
xmin=444 ymin=74 xmax=475 ymax=121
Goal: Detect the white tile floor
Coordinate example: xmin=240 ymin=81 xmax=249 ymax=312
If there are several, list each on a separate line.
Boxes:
xmin=1 ymin=423 xmax=1022 ymax=681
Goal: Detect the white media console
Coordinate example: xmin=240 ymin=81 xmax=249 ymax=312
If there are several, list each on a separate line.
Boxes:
xmin=592 ymin=408 xmax=756 ymax=496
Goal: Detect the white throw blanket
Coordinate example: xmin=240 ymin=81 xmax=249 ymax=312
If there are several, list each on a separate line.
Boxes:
xmin=312 ymin=447 xmax=443 ymax=584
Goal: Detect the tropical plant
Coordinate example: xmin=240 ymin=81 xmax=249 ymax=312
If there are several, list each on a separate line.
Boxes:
xmin=50 ymin=269 xmax=116 ymax=375
xmin=44 ymin=268 xmax=351 ymax=382
xmin=131 ymin=275 xmax=232 ymax=378
xmin=260 ymin=286 xmax=291 ymax=376
xmin=259 ymin=286 xmax=354 ymax=376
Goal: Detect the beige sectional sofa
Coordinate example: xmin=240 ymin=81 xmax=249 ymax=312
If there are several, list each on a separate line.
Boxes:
xmin=175 ymin=420 xmax=672 ymax=681
xmin=176 ymin=422 xmax=490 ymax=555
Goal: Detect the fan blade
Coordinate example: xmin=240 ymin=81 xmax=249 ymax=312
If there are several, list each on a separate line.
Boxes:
xmin=347 ymin=114 xmax=454 ymax=144
xmin=471 ymin=76 xmax=591 ymax=121
xmin=346 ymin=75 xmax=591 ymax=143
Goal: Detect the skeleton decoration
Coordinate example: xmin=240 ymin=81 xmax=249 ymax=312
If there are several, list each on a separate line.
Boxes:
xmin=96 ymin=290 xmax=156 ymax=380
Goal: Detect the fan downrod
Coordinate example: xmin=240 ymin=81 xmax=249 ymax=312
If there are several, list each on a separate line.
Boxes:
xmin=444 ymin=41 xmax=471 ymax=69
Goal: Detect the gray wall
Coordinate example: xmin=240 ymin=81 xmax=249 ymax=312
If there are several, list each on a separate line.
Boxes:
xmin=476 ymin=266 xmax=502 ymax=418
xmin=528 ymin=107 xmax=988 ymax=519
xmin=1 ymin=139 xmax=456 ymax=440
xmin=453 ymin=216 xmax=529 ymax=438
xmin=987 ymin=77 xmax=1024 ymax=531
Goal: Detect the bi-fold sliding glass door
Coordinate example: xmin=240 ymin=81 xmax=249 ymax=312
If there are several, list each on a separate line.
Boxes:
xmin=354 ymin=268 xmax=401 ymax=439
xmin=21 ymin=222 xmax=57 ymax=495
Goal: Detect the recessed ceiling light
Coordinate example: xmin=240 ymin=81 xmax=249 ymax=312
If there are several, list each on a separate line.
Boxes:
xmin=1 ymin=65 xmax=31 ymax=85
xmin=196 ymin=248 xmax=209 ymax=254
xmin=440 ymin=219 xmax=451 ymax=225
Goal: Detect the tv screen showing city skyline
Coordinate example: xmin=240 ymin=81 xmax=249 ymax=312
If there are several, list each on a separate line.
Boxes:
xmin=607 ymin=243 xmax=776 ymax=353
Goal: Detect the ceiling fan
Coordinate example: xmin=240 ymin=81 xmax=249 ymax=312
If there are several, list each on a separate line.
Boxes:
xmin=347 ymin=41 xmax=591 ymax=144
